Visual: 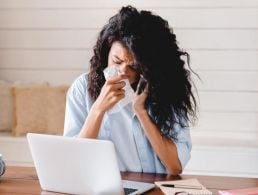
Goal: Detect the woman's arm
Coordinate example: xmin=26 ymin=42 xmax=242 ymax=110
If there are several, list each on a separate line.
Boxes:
xmin=135 ymin=109 xmax=182 ymax=175
xmin=79 ymin=74 xmax=127 ymax=139
xmin=78 ymin=106 xmax=105 ymax=138
xmin=133 ymin=87 xmax=183 ymax=175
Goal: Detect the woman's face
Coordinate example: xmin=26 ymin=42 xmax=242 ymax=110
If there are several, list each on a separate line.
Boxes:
xmin=107 ymin=41 xmax=139 ymax=85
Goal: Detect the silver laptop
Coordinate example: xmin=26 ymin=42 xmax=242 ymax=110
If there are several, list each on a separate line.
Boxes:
xmin=27 ymin=133 xmax=155 ymax=195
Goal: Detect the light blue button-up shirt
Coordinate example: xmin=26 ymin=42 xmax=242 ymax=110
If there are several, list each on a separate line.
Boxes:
xmin=63 ymin=73 xmax=192 ymax=174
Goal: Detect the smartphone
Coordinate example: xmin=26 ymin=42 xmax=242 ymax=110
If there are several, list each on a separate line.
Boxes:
xmin=136 ymin=77 xmax=148 ymax=95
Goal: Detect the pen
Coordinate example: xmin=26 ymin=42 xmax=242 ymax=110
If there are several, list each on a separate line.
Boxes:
xmin=161 ymin=184 xmax=203 ymax=190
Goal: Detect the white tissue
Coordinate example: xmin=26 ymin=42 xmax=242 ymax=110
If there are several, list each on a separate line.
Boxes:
xmin=103 ymin=66 xmax=134 ymax=114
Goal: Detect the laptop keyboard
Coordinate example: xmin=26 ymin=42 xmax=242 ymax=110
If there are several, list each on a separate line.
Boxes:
xmin=124 ymin=187 xmax=138 ymax=195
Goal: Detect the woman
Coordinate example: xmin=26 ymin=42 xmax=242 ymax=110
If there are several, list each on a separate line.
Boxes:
xmin=64 ymin=5 xmax=197 ymax=175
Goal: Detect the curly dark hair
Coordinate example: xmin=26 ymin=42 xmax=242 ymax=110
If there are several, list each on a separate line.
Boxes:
xmin=88 ymin=5 xmax=198 ymax=140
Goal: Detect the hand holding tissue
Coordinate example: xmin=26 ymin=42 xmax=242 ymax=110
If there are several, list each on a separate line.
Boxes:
xmin=103 ymin=65 xmax=135 ymax=114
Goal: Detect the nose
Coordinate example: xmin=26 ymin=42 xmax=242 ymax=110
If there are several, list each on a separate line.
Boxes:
xmin=118 ymin=63 xmax=130 ymax=75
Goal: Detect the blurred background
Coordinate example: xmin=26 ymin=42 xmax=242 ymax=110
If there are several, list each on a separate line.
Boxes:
xmin=0 ymin=0 xmax=257 ymax=178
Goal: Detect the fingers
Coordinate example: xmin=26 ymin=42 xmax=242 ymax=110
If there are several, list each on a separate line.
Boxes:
xmin=112 ymin=81 xmax=126 ymax=90
xmin=103 ymin=88 xmax=125 ymax=102
xmin=104 ymin=75 xmax=127 ymax=91
xmin=106 ymin=74 xmax=128 ymax=84
xmin=103 ymin=81 xmax=125 ymax=93
xmin=113 ymin=91 xmax=125 ymax=99
xmin=110 ymin=89 xmax=125 ymax=96
xmin=108 ymin=90 xmax=125 ymax=105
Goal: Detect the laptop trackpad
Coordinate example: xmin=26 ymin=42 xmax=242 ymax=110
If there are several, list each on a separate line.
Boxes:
xmin=122 ymin=180 xmax=155 ymax=195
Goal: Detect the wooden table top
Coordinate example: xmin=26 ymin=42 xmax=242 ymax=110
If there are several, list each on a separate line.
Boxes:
xmin=0 ymin=166 xmax=258 ymax=194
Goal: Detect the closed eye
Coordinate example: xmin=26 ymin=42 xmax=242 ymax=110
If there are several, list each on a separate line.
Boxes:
xmin=113 ymin=60 xmax=122 ymax=64
xmin=113 ymin=55 xmax=123 ymax=64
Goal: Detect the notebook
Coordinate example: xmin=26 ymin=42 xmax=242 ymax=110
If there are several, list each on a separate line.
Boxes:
xmin=155 ymin=178 xmax=212 ymax=195
xmin=219 ymin=187 xmax=258 ymax=195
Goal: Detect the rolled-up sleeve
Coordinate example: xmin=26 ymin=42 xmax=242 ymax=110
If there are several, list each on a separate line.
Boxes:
xmin=174 ymin=125 xmax=192 ymax=169
xmin=63 ymin=74 xmax=88 ymax=137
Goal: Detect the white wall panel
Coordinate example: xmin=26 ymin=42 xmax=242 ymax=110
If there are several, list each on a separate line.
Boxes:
xmin=0 ymin=9 xmax=257 ymax=29
xmin=194 ymin=112 xmax=258 ymax=132
xmin=195 ymin=71 xmax=258 ymax=91
xmin=0 ymin=0 xmax=257 ymax=177
xmin=0 ymin=30 xmax=257 ymax=49
xmin=199 ymin=91 xmax=258 ymax=112
xmin=190 ymin=50 xmax=258 ymax=70
xmin=0 ymin=50 xmax=257 ymax=70
xmin=1 ymin=68 xmax=257 ymax=92
xmin=0 ymin=50 xmax=92 ymax=69
xmin=0 ymin=0 xmax=257 ymax=8
xmin=0 ymin=69 xmax=84 ymax=85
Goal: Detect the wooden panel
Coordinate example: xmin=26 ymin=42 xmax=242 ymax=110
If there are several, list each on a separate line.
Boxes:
xmin=0 ymin=50 xmax=92 ymax=69
xmin=0 ymin=0 xmax=257 ymax=178
xmin=0 ymin=30 xmax=96 ymax=49
xmin=190 ymin=50 xmax=258 ymax=70
xmin=0 ymin=67 xmax=257 ymax=92
xmin=0 ymin=9 xmax=257 ymax=29
xmin=1 ymin=0 xmax=258 ymax=8
xmin=0 ymin=29 xmax=257 ymax=49
xmin=175 ymin=29 xmax=258 ymax=50
xmin=194 ymin=71 xmax=258 ymax=91
xmin=199 ymin=91 xmax=258 ymax=112
xmin=153 ymin=9 xmax=258 ymax=29
xmin=185 ymin=146 xmax=258 ymax=178
xmin=0 ymin=50 xmax=257 ymax=70
xmin=0 ymin=9 xmax=114 ymax=29
xmin=0 ymin=69 xmax=85 ymax=85
xmin=0 ymin=70 xmax=257 ymax=112
xmin=194 ymin=112 xmax=258 ymax=132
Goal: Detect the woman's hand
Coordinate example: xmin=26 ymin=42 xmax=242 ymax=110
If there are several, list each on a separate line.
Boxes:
xmin=133 ymin=77 xmax=149 ymax=114
xmin=92 ymin=74 xmax=127 ymax=113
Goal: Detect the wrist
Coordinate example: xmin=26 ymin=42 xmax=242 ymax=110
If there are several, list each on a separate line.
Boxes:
xmin=91 ymin=103 xmax=106 ymax=117
xmin=135 ymin=108 xmax=148 ymax=118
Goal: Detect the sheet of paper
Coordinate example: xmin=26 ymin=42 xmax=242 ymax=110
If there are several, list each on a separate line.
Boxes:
xmin=155 ymin=178 xmax=213 ymax=195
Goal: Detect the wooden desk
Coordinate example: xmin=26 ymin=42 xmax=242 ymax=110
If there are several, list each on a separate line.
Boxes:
xmin=0 ymin=166 xmax=258 ymax=194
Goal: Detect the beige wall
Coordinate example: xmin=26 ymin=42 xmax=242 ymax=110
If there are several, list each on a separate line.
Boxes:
xmin=0 ymin=0 xmax=257 ymax=176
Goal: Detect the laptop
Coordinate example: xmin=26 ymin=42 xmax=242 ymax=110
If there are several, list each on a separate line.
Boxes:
xmin=27 ymin=133 xmax=155 ymax=195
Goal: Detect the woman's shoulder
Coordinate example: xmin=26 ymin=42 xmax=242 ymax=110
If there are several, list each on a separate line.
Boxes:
xmin=68 ymin=72 xmax=89 ymax=96
xmin=72 ymin=72 xmax=89 ymax=85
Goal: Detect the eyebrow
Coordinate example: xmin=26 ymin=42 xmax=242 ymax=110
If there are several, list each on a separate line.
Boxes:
xmin=114 ymin=55 xmax=136 ymax=65
xmin=113 ymin=55 xmax=123 ymax=62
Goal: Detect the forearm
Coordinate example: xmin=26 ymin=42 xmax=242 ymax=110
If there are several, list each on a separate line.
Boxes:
xmin=135 ymin=110 xmax=182 ymax=175
xmin=78 ymin=105 xmax=105 ymax=139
